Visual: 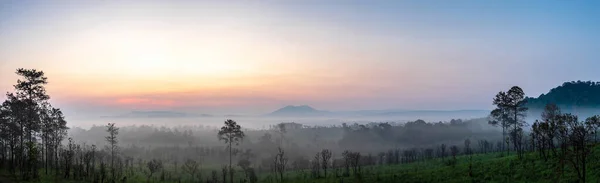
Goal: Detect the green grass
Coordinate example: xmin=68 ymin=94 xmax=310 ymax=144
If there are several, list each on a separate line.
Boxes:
xmin=264 ymin=147 xmax=600 ymax=183
xmin=3 ymin=147 xmax=600 ymax=182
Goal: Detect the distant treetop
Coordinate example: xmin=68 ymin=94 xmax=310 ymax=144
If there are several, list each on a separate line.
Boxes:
xmin=526 ymin=80 xmax=600 ymax=109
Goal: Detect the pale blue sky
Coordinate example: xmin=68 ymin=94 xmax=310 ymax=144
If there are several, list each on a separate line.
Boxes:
xmin=0 ymin=0 xmax=599 ymax=116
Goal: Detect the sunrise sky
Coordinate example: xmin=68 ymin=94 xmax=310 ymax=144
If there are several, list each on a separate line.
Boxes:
xmin=1 ymin=1 xmax=599 ymax=117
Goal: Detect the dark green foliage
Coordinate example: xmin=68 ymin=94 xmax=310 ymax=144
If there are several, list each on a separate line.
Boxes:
xmin=526 ymin=81 xmax=600 ymax=109
xmin=0 ymin=68 xmax=69 ymax=181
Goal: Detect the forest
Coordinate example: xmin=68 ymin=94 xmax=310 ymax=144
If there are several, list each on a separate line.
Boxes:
xmin=526 ymin=81 xmax=600 ymax=111
xmin=1 ymin=69 xmax=600 ymax=183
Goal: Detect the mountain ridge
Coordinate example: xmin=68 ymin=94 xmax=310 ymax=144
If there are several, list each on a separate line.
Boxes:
xmin=526 ymin=80 xmax=600 ymax=110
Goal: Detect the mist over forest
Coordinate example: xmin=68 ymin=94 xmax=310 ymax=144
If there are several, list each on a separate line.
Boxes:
xmin=1 ymin=1 xmax=599 ymax=182
xmin=2 ymin=69 xmax=600 ymax=183
xmin=67 ymin=108 xmax=491 ymax=129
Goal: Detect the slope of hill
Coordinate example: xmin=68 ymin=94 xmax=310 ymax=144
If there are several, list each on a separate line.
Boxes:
xmin=268 ymin=105 xmax=329 ymax=117
xmin=280 ymin=146 xmax=600 ymax=183
xmin=526 ymin=81 xmax=600 ymax=110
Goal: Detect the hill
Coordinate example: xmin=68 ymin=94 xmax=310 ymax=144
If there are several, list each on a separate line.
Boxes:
xmin=526 ymin=81 xmax=600 ymax=110
xmin=268 ymin=105 xmax=329 ymax=117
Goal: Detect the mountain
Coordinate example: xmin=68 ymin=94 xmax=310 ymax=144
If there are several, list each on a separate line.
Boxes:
xmin=268 ymin=105 xmax=329 ymax=117
xmin=103 ymin=111 xmax=203 ymax=118
xmin=526 ymin=81 xmax=600 ymax=110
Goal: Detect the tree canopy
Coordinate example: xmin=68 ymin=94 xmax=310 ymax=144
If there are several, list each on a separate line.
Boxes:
xmin=526 ymin=81 xmax=600 ymax=109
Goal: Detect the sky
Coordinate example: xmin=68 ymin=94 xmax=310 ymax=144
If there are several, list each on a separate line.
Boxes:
xmin=1 ymin=0 xmax=599 ymax=117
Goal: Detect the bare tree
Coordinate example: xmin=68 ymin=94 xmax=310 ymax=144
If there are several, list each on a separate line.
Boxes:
xmin=320 ymin=149 xmax=332 ymax=177
xmin=182 ymin=159 xmax=199 ymax=181
xmin=506 ymin=86 xmax=528 ymax=158
xmin=311 ymin=152 xmax=320 ymax=178
xmin=273 ymin=147 xmax=288 ymax=182
xmin=464 ymin=139 xmax=471 ymax=156
xmin=211 ymin=170 xmax=218 ymax=183
xmin=221 ymin=165 xmax=228 ymax=183
xmin=342 ymin=150 xmax=351 ymax=176
xmin=440 ymin=144 xmax=447 ymax=159
xmin=146 ymin=159 xmax=163 ymax=182
xmin=348 ymin=151 xmax=361 ymax=177
xmin=450 ymin=145 xmax=459 ymax=160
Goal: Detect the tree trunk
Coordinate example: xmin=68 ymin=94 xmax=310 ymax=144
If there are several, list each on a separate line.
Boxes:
xmin=582 ymin=155 xmax=586 ymax=183
xmin=503 ymin=126 xmax=508 ymax=156
xmin=229 ymin=139 xmax=233 ymax=183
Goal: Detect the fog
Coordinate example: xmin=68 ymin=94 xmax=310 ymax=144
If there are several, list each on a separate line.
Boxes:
xmin=66 ymin=110 xmax=491 ymax=129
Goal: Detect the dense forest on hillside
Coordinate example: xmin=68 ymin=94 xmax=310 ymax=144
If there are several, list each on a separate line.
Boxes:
xmin=1 ymin=69 xmax=600 ymax=183
xmin=526 ymin=81 xmax=600 ymax=110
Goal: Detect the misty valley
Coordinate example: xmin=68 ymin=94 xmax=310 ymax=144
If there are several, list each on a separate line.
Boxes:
xmin=1 ymin=1 xmax=599 ymax=182
xmin=1 ymin=69 xmax=600 ymax=183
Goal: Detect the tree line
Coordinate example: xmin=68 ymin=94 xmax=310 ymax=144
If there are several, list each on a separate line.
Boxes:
xmin=1 ymin=69 xmax=599 ymax=183
xmin=491 ymin=86 xmax=600 ymax=182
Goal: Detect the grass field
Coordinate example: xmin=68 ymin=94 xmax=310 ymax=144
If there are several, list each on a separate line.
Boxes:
xmin=265 ymin=146 xmax=600 ymax=183
xmin=2 ymin=146 xmax=599 ymax=183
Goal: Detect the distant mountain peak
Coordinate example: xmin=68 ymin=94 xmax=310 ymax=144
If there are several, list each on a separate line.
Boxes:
xmin=269 ymin=105 xmax=328 ymax=116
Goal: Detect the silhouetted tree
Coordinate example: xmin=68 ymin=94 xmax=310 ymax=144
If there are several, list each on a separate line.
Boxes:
xmin=464 ymin=139 xmax=471 ymax=156
xmin=342 ymin=150 xmax=351 ymax=176
xmin=532 ymin=120 xmax=548 ymax=161
xmin=348 ymin=151 xmax=361 ymax=177
xmin=238 ymin=149 xmax=254 ymax=181
xmin=490 ymin=86 xmax=528 ymax=158
xmin=13 ymin=69 xmax=50 ymax=179
xmin=106 ymin=123 xmax=119 ymax=182
xmin=311 ymin=152 xmax=320 ymax=178
xmin=146 ymin=159 xmax=163 ymax=182
xmin=320 ymin=149 xmax=331 ymax=177
xmin=450 ymin=145 xmax=459 ymax=160
xmin=490 ymin=91 xmax=511 ymax=155
xmin=276 ymin=123 xmax=287 ymax=147
xmin=217 ymin=119 xmax=245 ymax=183
xmin=221 ymin=165 xmax=228 ymax=183
xmin=273 ymin=147 xmax=287 ymax=182
xmin=440 ymin=144 xmax=447 ymax=159
xmin=542 ymin=103 xmax=561 ymax=157
xmin=183 ymin=159 xmax=199 ymax=181
xmin=506 ymin=86 xmax=528 ymax=158
xmin=565 ymin=115 xmax=595 ymax=182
